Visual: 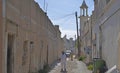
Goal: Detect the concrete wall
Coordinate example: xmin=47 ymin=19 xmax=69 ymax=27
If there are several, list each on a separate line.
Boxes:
xmin=0 ymin=0 xmax=63 ymax=73
xmin=0 ymin=0 xmax=2 ymax=73
xmin=93 ymin=0 xmax=120 ymax=69
xmin=100 ymin=10 xmax=120 ymax=69
xmin=118 ymin=33 xmax=120 ymax=70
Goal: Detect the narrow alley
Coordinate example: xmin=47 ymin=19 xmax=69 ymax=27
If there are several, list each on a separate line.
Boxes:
xmin=49 ymin=58 xmax=92 ymax=73
xmin=0 ymin=0 xmax=120 ymax=73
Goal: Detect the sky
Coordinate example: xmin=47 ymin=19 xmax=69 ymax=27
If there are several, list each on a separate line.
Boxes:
xmin=35 ymin=0 xmax=94 ymax=40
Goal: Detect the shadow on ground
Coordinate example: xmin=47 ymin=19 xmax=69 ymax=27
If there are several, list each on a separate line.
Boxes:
xmin=60 ymin=71 xmax=67 ymax=73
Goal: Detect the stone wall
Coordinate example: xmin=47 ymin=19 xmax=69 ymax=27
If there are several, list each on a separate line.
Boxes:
xmin=93 ymin=0 xmax=120 ymax=69
xmin=0 ymin=0 xmax=2 ymax=73
xmin=0 ymin=0 xmax=63 ymax=73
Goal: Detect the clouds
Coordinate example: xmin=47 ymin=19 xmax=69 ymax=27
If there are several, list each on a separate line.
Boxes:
xmin=60 ymin=28 xmax=77 ymax=40
xmin=35 ymin=0 xmax=94 ymax=40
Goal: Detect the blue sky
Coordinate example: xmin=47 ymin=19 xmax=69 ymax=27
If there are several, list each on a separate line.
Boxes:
xmin=35 ymin=0 xmax=94 ymax=39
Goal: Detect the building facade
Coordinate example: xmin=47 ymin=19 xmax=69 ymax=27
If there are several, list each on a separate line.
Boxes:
xmin=0 ymin=0 xmax=3 ymax=73
xmin=92 ymin=0 xmax=120 ymax=70
xmin=0 ymin=0 xmax=63 ymax=73
xmin=62 ymin=35 xmax=76 ymax=54
xmin=79 ymin=0 xmax=93 ymax=63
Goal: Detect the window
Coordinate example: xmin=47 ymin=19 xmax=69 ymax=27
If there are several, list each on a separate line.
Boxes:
xmin=22 ymin=41 xmax=28 ymax=66
xmin=30 ymin=41 xmax=34 ymax=50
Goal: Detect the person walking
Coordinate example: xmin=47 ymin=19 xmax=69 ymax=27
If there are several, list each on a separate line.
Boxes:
xmin=60 ymin=51 xmax=67 ymax=72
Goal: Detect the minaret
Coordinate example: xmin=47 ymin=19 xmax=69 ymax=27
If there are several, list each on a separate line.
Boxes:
xmin=79 ymin=0 xmax=89 ymax=56
xmin=80 ymin=0 xmax=89 ymax=37
xmin=80 ymin=0 xmax=88 ymax=16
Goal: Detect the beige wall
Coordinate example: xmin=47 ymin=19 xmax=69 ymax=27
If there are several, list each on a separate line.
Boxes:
xmin=0 ymin=0 xmax=63 ymax=73
xmin=118 ymin=33 xmax=120 ymax=70
xmin=93 ymin=0 xmax=120 ymax=69
xmin=0 ymin=0 xmax=2 ymax=73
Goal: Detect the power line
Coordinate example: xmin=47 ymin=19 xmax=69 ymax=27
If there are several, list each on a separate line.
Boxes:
xmin=53 ymin=14 xmax=76 ymax=26
xmin=52 ymin=12 xmax=75 ymax=20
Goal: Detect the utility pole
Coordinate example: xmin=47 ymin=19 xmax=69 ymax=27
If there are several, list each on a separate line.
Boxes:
xmin=75 ymin=12 xmax=80 ymax=57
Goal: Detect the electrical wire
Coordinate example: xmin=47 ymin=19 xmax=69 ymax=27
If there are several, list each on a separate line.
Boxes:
xmin=52 ymin=12 xmax=75 ymax=21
